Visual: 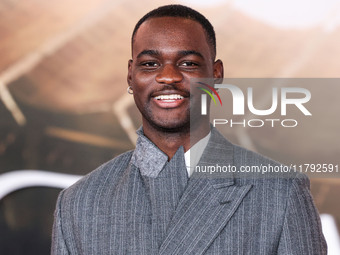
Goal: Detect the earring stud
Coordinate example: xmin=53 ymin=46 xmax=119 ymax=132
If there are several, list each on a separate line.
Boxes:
xmin=127 ymin=86 xmax=133 ymax=95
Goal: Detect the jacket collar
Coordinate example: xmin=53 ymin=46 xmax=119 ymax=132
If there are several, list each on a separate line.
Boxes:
xmin=131 ymin=127 xmax=168 ymax=178
xmin=192 ymin=127 xmax=235 ymax=187
xmin=131 ymin=127 xmax=187 ymax=178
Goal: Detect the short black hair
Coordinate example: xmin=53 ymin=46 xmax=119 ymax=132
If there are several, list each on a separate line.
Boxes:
xmin=132 ymin=4 xmax=216 ymax=60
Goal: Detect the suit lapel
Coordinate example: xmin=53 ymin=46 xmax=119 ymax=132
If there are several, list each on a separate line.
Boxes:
xmin=159 ymin=177 xmax=252 ymax=255
xmin=159 ymin=128 xmax=253 ymax=255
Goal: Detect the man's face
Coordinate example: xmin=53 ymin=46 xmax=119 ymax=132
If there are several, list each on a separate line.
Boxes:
xmin=128 ymin=17 xmax=223 ymax=132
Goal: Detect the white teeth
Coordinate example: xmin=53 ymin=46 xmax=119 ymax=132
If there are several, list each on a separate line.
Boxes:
xmin=154 ymin=94 xmax=184 ymax=100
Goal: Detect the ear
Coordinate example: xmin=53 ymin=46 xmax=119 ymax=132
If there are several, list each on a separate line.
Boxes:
xmin=127 ymin=59 xmax=133 ymax=86
xmin=213 ymin=59 xmax=224 ymax=84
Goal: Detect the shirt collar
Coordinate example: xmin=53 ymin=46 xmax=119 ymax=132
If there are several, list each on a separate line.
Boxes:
xmin=131 ymin=127 xmax=210 ymax=178
xmin=184 ymin=132 xmax=211 ymax=177
xmin=131 ymin=127 xmax=168 ymax=178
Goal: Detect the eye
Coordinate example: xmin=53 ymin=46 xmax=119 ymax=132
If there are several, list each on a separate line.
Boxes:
xmin=141 ymin=61 xmax=159 ymax=68
xmin=180 ymin=61 xmax=199 ymax=67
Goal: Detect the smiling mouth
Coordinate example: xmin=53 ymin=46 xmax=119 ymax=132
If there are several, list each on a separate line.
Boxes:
xmin=154 ymin=94 xmax=184 ymax=101
xmin=152 ymin=93 xmax=187 ymax=109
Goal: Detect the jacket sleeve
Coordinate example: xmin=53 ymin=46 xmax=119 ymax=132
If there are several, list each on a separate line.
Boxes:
xmin=277 ymin=174 xmax=327 ymax=254
xmin=51 ymin=191 xmax=69 ymax=255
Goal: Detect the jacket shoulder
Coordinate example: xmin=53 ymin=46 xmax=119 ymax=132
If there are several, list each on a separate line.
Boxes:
xmin=61 ymin=150 xmax=134 ymax=201
xmin=233 ymin=143 xmax=281 ymax=166
xmin=210 ymin=128 xmax=305 ymax=182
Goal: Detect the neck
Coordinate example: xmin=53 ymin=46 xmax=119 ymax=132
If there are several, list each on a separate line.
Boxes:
xmin=142 ymin=120 xmax=210 ymax=160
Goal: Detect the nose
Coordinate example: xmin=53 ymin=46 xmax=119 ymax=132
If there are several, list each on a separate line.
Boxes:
xmin=155 ymin=64 xmax=183 ymax=84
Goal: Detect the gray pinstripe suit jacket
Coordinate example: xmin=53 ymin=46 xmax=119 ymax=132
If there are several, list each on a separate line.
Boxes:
xmin=51 ymin=127 xmax=327 ymax=254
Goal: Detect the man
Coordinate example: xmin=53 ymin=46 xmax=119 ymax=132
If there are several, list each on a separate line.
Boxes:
xmin=52 ymin=5 xmax=327 ymax=254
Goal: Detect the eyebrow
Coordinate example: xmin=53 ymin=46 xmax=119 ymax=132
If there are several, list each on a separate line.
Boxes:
xmin=136 ymin=50 xmax=160 ymax=59
xmin=136 ymin=49 xmax=204 ymax=59
xmin=178 ymin=50 xmax=204 ymax=59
